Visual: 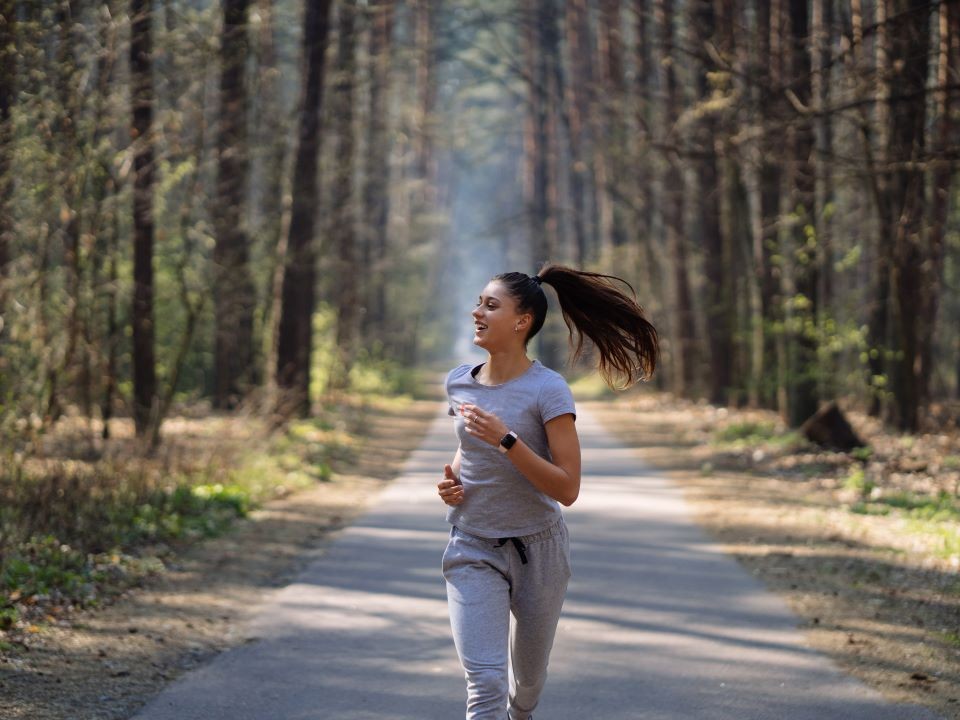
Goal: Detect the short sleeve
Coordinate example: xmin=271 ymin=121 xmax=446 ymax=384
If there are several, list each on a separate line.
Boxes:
xmin=445 ymin=363 xmax=471 ymax=417
xmin=538 ymin=374 xmax=576 ymax=424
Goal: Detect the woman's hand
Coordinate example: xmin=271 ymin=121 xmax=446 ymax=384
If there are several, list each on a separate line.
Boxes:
xmin=437 ymin=463 xmax=464 ymax=506
xmin=459 ymin=403 xmax=509 ymax=448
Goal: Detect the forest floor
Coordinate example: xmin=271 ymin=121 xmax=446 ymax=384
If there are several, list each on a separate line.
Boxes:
xmin=583 ymin=391 xmax=960 ymax=720
xmin=2 ymin=385 xmax=959 ymax=719
xmin=0 ymin=392 xmax=442 ymax=720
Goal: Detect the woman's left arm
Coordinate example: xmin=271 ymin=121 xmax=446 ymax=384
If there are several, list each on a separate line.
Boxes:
xmin=460 ymin=403 xmax=581 ymax=506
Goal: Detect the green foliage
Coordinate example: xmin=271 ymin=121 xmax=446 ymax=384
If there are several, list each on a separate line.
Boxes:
xmin=844 ymin=467 xmax=875 ymax=497
xmin=714 ymin=420 xmax=778 ymax=444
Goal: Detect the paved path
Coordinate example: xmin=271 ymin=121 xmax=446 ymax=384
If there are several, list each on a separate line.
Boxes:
xmin=133 ymin=406 xmax=942 ymax=720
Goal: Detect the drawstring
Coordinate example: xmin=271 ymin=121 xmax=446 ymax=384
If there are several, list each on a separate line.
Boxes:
xmin=496 ymin=536 xmax=528 ymax=564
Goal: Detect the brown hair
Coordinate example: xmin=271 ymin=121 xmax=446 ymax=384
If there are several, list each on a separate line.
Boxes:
xmin=492 ymin=263 xmax=659 ymax=388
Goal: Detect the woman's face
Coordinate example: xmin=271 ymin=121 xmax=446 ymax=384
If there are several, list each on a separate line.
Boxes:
xmin=471 ymin=281 xmax=529 ymax=350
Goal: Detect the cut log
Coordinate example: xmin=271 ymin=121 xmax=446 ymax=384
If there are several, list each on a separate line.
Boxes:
xmin=800 ymin=401 xmax=867 ymax=451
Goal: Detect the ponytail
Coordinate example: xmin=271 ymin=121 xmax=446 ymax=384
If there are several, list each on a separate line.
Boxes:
xmin=493 ymin=264 xmax=659 ymax=389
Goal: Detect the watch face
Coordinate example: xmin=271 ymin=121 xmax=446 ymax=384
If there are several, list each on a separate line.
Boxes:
xmin=500 ymin=432 xmax=517 ymax=450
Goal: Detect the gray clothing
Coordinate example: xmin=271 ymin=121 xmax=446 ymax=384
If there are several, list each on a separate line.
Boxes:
xmin=445 ymin=360 xmax=577 ymax=538
xmin=443 ymin=518 xmax=571 ymax=720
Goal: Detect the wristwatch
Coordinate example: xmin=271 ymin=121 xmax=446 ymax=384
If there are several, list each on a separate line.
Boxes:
xmin=498 ymin=430 xmax=519 ymax=454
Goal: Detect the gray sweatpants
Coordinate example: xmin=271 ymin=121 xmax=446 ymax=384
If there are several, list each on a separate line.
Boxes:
xmin=442 ymin=517 xmax=571 ymax=720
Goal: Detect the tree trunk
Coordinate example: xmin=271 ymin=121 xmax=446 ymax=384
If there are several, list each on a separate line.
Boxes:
xmin=361 ymin=0 xmax=394 ymax=344
xmin=330 ymin=0 xmax=360 ymax=390
xmin=598 ymin=0 xmax=628 ymax=251
xmin=887 ymin=0 xmax=930 ymax=432
xmin=564 ymin=0 xmax=591 ymax=267
xmin=213 ymin=0 xmax=255 ymax=409
xmin=413 ymin=0 xmax=436 ymax=208
xmin=690 ymin=0 xmax=732 ymax=406
xmin=0 ymin=0 xmax=14 ymax=312
xmin=275 ymin=0 xmax=333 ymax=418
xmin=785 ymin=0 xmax=818 ymax=428
xmin=656 ymin=0 xmax=696 ymax=396
xmin=921 ymin=3 xmax=957 ymax=418
xmin=866 ymin=0 xmax=892 ymax=418
xmin=130 ymin=0 xmax=158 ymax=440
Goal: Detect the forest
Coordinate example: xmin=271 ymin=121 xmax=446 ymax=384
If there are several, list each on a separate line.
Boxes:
xmin=0 ymin=0 xmax=958 ymax=445
xmin=1 ymin=2 xmax=960 ymax=714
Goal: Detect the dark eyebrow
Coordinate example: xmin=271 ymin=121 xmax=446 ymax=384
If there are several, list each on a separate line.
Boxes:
xmin=478 ymin=295 xmax=501 ymax=304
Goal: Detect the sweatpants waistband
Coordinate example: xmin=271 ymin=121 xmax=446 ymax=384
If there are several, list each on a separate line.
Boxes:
xmin=452 ymin=516 xmax=566 ymax=546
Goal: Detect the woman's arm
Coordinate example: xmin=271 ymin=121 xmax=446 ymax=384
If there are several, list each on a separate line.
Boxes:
xmin=460 ymin=404 xmax=581 ymax=506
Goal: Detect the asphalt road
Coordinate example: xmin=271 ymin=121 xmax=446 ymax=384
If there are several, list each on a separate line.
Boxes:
xmin=131 ymin=405 xmax=942 ymax=720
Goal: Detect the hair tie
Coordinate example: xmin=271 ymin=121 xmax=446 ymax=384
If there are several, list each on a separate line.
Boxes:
xmin=531 ymin=275 xmax=543 ymax=286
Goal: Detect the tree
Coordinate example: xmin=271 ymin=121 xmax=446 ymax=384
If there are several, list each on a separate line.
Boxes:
xmin=887 ymin=0 xmax=931 ymax=431
xmin=0 ymin=0 xmax=14 ymax=312
xmin=130 ymin=0 xmax=158 ymax=440
xmin=275 ymin=0 xmax=334 ymax=417
xmin=213 ymin=0 xmax=255 ymax=409
xmin=361 ymin=0 xmax=394 ymax=344
xmin=656 ymin=0 xmax=696 ymax=396
xmin=330 ymin=0 xmax=360 ymax=389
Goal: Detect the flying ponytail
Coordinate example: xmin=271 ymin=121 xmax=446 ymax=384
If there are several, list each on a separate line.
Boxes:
xmin=492 ymin=264 xmax=659 ymax=389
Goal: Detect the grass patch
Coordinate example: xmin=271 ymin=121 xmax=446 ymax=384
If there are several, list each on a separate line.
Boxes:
xmin=712 ymin=421 xmax=802 ymax=451
xmin=0 ymin=398 xmax=374 ymax=633
xmin=851 ymin=491 xmax=960 ymax=560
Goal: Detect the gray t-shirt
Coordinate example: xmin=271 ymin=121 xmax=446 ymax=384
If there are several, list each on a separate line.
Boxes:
xmin=445 ymin=359 xmax=577 ymax=538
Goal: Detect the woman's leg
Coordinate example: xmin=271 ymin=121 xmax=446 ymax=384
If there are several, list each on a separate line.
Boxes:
xmin=443 ymin=528 xmax=512 ymax=720
xmin=507 ymin=522 xmax=571 ymax=720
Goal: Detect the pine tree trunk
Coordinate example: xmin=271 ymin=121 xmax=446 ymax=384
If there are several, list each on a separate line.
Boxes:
xmin=690 ymin=0 xmax=732 ymax=406
xmin=887 ymin=0 xmax=930 ymax=432
xmin=657 ymin=0 xmax=696 ymax=396
xmin=330 ymin=0 xmax=359 ymax=390
xmin=214 ymin=0 xmax=255 ymax=409
xmin=130 ymin=0 xmax=158 ymax=440
xmin=785 ymin=0 xmax=819 ymax=427
xmin=564 ymin=0 xmax=590 ymax=267
xmin=275 ymin=0 xmax=333 ymax=417
xmin=0 ymin=0 xmax=13 ymax=310
xmin=598 ymin=0 xmax=628 ymax=251
xmin=921 ymin=3 xmax=957 ymax=417
xmin=362 ymin=0 xmax=394 ymax=344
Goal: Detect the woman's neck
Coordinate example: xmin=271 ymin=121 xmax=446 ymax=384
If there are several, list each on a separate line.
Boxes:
xmin=478 ymin=351 xmax=533 ymax=385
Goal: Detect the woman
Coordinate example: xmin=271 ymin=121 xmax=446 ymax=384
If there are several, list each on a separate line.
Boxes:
xmin=437 ymin=263 xmax=659 ymax=719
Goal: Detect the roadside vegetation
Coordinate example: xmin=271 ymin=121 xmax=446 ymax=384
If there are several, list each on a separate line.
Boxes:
xmin=0 ymin=359 xmax=422 ymax=649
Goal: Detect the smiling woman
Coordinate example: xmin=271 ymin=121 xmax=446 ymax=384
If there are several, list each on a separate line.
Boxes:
xmin=436 ymin=263 xmax=659 ymax=720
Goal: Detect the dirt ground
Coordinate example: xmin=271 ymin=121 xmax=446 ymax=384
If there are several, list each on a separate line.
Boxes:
xmin=0 ymin=397 xmax=442 ymax=720
xmin=584 ymin=395 xmax=960 ymax=720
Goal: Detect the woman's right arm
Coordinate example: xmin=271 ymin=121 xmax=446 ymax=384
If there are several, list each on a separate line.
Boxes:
xmin=437 ymin=445 xmax=464 ymax=506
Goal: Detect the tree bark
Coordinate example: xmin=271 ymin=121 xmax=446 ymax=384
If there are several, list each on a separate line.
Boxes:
xmin=275 ymin=0 xmax=333 ymax=417
xmin=690 ymin=0 xmax=732 ymax=406
xmin=0 ymin=0 xmax=14 ymax=313
xmin=564 ymin=0 xmax=591 ymax=267
xmin=785 ymin=0 xmax=819 ymax=428
xmin=361 ymin=0 xmax=394 ymax=344
xmin=598 ymin=0 xmax=628 ymax=251
xmin=130 ymin=0 xmax=158 ymax=440
xmin=656 ymin=0 xmax=696 ymax=396
xmin=213 ymin=0 xmax=255 ymax=409
xmin=887 ymin=0 xmax=930 ymax=431
xmin=330 ymin=0 xmax=360 ymax=390
xmin=921 ymin=2 xmax=957 ymax=418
